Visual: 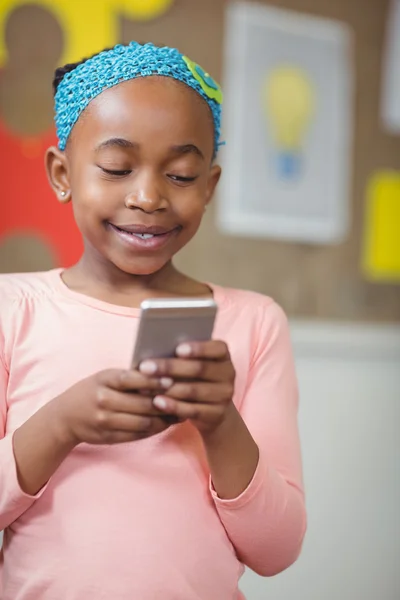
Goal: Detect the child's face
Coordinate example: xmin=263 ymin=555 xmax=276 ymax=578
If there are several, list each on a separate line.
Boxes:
xmin=49 ymin=76 xmax=221 ymax=276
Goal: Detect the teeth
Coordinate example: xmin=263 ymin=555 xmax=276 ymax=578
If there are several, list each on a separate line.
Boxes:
xmin=114 ymin=225 xmax=158 ymax=239
xmin=132 ymin=233 xmax=155 ymax=239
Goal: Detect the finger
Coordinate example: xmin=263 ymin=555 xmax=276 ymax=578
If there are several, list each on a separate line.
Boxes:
xmin=176 ymin=340 xmax=229 ymax=360
xmin=152 ymin=395 xmax=223 ymax=422
xmin=98 ymin=369 xmax=173 ymax=392
xmin=96 ymin=388 xmax=166 ymax=417
xmin=165 ymin=381 xmax=234 ymax=404
xmin=104 ymin=412 xmax=169 ymax=435
xmin=139 ymin=358 xmax=234 ymax=383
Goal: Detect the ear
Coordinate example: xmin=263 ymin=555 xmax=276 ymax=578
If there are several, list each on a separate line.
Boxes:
xmin=45 ymin=146 xmax=71 ymax=204
xmin=205 ymin=164 xmax=222 ymax=206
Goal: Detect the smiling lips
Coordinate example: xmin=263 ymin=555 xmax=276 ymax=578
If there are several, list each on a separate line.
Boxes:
xmin=108 ymin=222 xmax=180 ymax=250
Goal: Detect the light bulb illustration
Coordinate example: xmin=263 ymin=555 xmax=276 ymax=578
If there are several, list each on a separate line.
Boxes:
xmin=263 ymin=65 xmax=316 ymax=180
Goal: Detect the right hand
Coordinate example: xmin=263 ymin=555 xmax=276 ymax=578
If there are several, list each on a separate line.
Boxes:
xmin=54 ymin=369 xmax=175 ymax=446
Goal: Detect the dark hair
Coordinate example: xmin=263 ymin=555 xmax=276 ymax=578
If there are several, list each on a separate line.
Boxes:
xmin=53 ymin=60 xmax=83 ymax=95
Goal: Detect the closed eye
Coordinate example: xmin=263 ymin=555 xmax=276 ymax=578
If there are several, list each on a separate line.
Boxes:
xmin=168 ymin=174 xmax=198 ymax=184
xmin=99 ymin=167 xmax=132 ymax=177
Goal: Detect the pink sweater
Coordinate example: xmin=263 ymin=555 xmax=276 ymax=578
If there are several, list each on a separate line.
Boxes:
xmin=0 ymin=269 xmax=306 ymax=600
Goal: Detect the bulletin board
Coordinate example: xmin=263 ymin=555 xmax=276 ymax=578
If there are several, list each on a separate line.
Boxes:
xmin=1 ymin=0 xmax=399 ymax=321
xmin=121 ymin=0 xmax=400 ymax=321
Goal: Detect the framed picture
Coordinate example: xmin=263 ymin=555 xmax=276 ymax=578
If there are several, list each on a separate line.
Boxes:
xmin=381 ymin=0 xmax=400 ymax=133
xmin=218 ymin=1 xmax=353 ymax=244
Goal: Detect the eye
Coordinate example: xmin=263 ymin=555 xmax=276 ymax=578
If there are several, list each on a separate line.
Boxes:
xmin=168 ymin=174 xmax=198 ymax=184
xmin=99 ymin=167 xmax=132 ymax=177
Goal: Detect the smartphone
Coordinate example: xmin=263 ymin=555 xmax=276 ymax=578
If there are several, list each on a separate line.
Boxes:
xmin=131 ymin=297 xmax=218 ymax=368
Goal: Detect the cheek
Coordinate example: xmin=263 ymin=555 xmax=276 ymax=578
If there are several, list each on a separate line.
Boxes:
xmin=72 ymin=192 xmax=103 ymax=227
xmin=173 ymin=193 xmax=206 ymax=227
xmin=172 ymin=178 xmax=209 ymax=221
xmin=71 ymin=170 xmax=118 ymax=219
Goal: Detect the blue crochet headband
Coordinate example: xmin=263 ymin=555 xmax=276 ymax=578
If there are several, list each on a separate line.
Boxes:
xmin=54 ymin=41 xmax=223 ymax=155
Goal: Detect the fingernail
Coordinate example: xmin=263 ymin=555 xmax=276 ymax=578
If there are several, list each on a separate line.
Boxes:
xmin=160 ymin=377 xmax=173 ymax=389
xmin=153 ymin=396 xmax=168 ymax=410
xmin=140 ymin=361 xmax=157 ymax=375
xmin=176 ymin=344 xmax=192 ymax=357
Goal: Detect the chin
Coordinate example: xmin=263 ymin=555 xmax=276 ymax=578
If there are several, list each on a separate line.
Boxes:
xmin=115 ymin=258 xmax=169 ymax=277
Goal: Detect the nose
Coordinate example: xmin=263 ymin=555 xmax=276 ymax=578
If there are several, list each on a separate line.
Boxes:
xmin=124 ymin=173 xmax=167 ymax=213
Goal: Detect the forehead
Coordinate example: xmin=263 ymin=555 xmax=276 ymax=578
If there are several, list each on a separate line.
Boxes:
xmin=69 ymin=76 xmax=214 ymax=156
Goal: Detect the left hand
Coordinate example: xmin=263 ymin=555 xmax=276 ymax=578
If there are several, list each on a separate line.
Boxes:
xmin=138 ymin=340 xmax=236 ymax=436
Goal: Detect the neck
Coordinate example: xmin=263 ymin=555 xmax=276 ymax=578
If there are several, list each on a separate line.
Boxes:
xmin=73 ymin=253 xmax=180 ymax=292
xmin=62 ymin=249 xmax=209 ymax=308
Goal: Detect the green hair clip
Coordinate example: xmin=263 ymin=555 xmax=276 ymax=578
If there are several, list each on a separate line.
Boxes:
xmin=182 ymin=56 xmax=223 ymax=104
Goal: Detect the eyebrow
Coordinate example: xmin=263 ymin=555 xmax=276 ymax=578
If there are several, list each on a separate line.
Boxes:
xmin=94 ymin=138 xmax=204 ymax=160
xmin=95 ymin=138 xmax=138 ymax=152
xmin=170 ymin=144 xmax=204 ymax=160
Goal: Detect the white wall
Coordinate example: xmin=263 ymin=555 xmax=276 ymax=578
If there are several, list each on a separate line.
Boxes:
xmin=240 ymin=321 xmax=400 ymax=600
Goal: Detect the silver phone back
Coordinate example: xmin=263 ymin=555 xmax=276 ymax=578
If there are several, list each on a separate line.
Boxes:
xmin=132 ymin=297 xmax=217 ymax=367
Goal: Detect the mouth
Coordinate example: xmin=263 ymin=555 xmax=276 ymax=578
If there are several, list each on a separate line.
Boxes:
xmin=108 ymin=222 xmax=181 ymax=250
xmin=109 ymin=223 xmax=178 ymax=237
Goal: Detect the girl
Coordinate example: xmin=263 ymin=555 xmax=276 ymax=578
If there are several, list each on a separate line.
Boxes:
xmin=0 ymin=42 xmax=306 ymax=599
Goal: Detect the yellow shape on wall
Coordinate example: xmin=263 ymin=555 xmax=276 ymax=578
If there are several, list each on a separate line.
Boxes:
xmin=0 ymin=0 xmax=174 ymax=67
xmin=262 ymin=66 xmax=316 ymax=179
xmin=362 ymin=171 xmax=400 ymax=282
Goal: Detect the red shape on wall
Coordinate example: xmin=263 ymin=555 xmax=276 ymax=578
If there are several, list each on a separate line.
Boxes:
xmin=0 ymin=119 xmax=82 ymax=267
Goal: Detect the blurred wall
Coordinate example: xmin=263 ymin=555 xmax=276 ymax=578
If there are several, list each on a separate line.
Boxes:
xmin=0 ymin=0 xmax=399 ymax=321
xmin=241 ymin=321 xmax=400 ymax=599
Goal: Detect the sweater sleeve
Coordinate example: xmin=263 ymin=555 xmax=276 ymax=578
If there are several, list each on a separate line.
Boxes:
xmin=211 ymin=301 xmax=306 ymax=576
xmin=0 ymin=294 xmax=47 ymax=532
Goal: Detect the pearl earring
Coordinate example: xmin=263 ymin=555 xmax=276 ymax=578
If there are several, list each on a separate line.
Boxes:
xmin=60 ymin=191 xmax=66 ymax=198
